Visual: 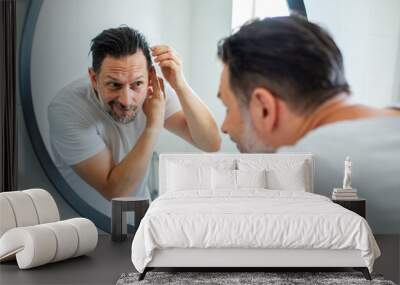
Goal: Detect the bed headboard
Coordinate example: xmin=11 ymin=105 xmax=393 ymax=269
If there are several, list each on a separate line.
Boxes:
xmin=159 ymin=153 xmax=314 ymax=195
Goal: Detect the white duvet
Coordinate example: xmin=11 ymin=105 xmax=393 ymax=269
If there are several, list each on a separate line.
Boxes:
xmin=131 ymin=189 xmax=380 ymax=273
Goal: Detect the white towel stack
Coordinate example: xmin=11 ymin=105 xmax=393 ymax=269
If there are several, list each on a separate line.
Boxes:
xmin=332 ymin=188 xmax=358 ymax=200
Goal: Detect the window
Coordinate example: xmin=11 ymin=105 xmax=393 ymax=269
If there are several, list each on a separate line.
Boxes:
xmin=232 ymin=0 xmax=290 ymax=29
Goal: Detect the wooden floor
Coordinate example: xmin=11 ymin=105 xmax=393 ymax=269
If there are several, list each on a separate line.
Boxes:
xmin=0 ymin=234 xmax=398 ymax=285
xmin=374 ymin=234 xmax=400 ymax=284
xmin=0 ymin=235 xmax=133 ymax=285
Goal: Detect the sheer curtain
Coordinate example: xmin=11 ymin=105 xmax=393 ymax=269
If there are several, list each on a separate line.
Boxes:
xmin=0 ymin=0 xmax=17 ymax=192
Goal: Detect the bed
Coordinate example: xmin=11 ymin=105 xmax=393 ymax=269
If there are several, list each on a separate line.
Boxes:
xmin=131 ymin=153 xmax=380 ymax=280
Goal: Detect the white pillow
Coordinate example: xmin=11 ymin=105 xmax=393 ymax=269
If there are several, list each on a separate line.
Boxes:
xmin=211 ymin=168 xmax=268 ymax=190
xmin=212 ymin=168 xmax=237 ymax=190
xmin=237 ymin=159 xmax=309 ymax=191
xmin=267 ymin=161 xmax=307 ymax=191
xmin=166 ymin=162 xmax=212 ymax=191
xmin=236 ymin=169 xmax=267 ymax=189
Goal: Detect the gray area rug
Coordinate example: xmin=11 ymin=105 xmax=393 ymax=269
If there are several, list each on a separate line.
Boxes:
xmin=116 ymin=272 xmax=396 ymax=285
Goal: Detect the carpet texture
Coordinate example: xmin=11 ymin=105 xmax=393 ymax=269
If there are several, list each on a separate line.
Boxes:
xmin=116 ymin=271 xmax=396 ymax=285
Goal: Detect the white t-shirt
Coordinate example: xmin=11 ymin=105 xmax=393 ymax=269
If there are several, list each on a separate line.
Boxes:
xmin=278 ymin=116 xmax=400 ymax=234
xmin=48 ymin=77 xmax=181 ymax=216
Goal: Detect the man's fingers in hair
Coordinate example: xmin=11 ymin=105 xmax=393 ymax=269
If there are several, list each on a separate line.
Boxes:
xmin=149 ymin=66 xmax=161 ymax=97
xmin=158 ymin=77 xmax=166 ymax=100
xmin=159 ymin=60 xmax=177 ymax=71
xmin=150 ymin=45 xmax=171 ymax=56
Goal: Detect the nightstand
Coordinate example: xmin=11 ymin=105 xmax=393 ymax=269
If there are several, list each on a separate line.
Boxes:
xmin=332 ymin=198 xmax=366 ymax=218
xmin=111 ymin=197 xmax=149 ymax=242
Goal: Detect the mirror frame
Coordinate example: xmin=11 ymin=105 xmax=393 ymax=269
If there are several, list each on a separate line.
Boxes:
xmin=19 ymin=0 xmax=307 ymax=233
xmin=19 ymin=0 xmax=112 ymax=232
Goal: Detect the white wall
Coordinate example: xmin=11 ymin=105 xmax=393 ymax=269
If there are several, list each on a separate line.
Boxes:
xmin=187 ymin=0 xmax=236 ymax=153
xmin=304 ymin=0 xmax=400 ymax=107
xmin=154 ymin=0 xmax=235 ymax=153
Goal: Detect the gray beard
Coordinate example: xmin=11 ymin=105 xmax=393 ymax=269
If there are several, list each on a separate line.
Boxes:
xmin=94 ymin=88 xmax=138 ymax=124
xmin=108 ymin=105 xmax=138 ymax=124
xmin=239 ymin=110 xmax=276 ymax=154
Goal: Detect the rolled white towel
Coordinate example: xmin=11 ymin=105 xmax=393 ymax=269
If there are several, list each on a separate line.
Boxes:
xmin=0 ymin=218 xmax=98 ymax=269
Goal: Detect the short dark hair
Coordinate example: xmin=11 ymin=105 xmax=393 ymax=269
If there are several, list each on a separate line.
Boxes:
xmin=90 ymin=26 xmax=152 ymax=73
xmin=218 ymin=15 xmax=350 ymax=114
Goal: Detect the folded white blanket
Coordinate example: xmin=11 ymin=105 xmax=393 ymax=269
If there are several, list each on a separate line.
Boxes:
xmin=131 ymin=189 xmax=380 ymax=273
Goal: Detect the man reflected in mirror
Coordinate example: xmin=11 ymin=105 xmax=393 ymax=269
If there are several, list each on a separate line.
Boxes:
xmin=48 ymin=26 xmax=221 ymax=200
